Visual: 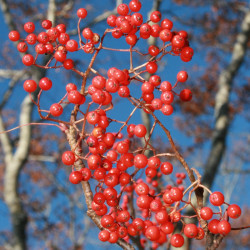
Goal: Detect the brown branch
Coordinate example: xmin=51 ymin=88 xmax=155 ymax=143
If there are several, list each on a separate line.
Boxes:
xmin=65 ymin=124 xmax=135 ymax=250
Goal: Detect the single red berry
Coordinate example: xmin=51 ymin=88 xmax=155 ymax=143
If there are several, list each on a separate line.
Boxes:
xmin=63 ymin=59 xmax=74 ymax=70
xmin=24 ymin=22 xmax=35 ymax=33
xmin=145 ymin=226 xmax=160 ymax=241
xmin=172 ymin=35 xmax=185 ymax=48
xmin=117 ymin=3 xmax=129 ymax=16
xmin=155 ymin=209 xmax=168 ymax=224
xmin=184 ymin=224 xmax=198 ymax=238
xmin=39 ymin=77 xmax=52 ymax=91
xmin=93 ymin=192 xmax=106 ymax=205
xmin=177 ymin=71 xmax=188 ymax=82
xmin=58 ymin=33 xmax=70 ymax=44
xmin=54 ymin=50 xmax=67 ymax=62
xmin=136 ymin=195 xmax=151 ymax=209
xmin=161 ymin=222 xmax=174 ymax=234
xmin=126 ymin=34 xmax=137 ymax=46
xmin=9 ymin=31 xmax=20 ymax=41
xmin=66 ymin=40 xmax=78 ymax=52
xmin=68 ymin=90 xmax=84 ymax=104
xmin=77 ymin=8 xmax=87 ymax=19
xmin=146 ymin=61 xmax=158 ymax=74
xmin=131 ymin=13 xmax=143 ymax=26
xmin=227 ymin=204 xmax=241 ymax=219
xmin=135 ymin=182 xmax=149 ymax=195
xmin=17 ymin=42 xmax=28 ymax=53
xmin=161 ymin=19 xmax=173 ymax=30
xmin=180 ymin=89 xmax=192 ymax=102
xmin=107 ymin=15 xmax=117 ymax=27
xmin=210 ymin=191 xmax=224 ymax=206
xmin=208 ymin=219 xmax=220 ymax=234
xmin=98 ymin=230 xmax=110 ymax=242
xmin=217 ymin=220 xmax=231 ymax=235
xmin=159 ymin=29 xmax=172 ymax=42
xmin=161 ymin=104 xmax=173 ymax=116
xmin=170 ymin=234 xmax=184 ymax=248
xmin=80 ymin=168 xmax=91 ymax=181
xmin=169 ymin=187 xmax=183 ymax=201
xmin=69 ymin=171 xmax=82 ymax=184
xmin=151 ymin=98 xmax=162 ymax=110
xmin=129 ymin=0 xmax=142 ymax=12
xmin=35 ymin=43 xmax=47 ymax=54
xmin=41 ymin=20 xmax=52 ymax=29
xmin=82 ymin=28 xmax=94 ymax=40
xmin=150 ymin=11 xmax=162 ymax=23
xmin=23 ymin=79 xmax=37 ymax=93
xmin=62 ymin=151 xmax=75 ymax=165
xmin=160 ymin=162 xmax=173 ymax=175
xmin=50 ymin=103 xmax=63 ymax=116
xmin=200 ymin=207 xmax=213 ymax=220
xmin=26 ymin=33 xmax=37 ymax=45
xmin=22 ymin=54 xmax=34 ymax=66
xmin=134 ymin=124 xmax=147 ymax=137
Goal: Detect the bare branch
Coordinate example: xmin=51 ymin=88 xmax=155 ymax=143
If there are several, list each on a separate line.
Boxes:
xmin=47 ymin=0 xmax=56 ymax=24
xmin=202 ymin=10 xmax=250 ymax=191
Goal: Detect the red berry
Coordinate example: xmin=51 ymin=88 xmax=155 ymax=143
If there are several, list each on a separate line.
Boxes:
xmin=227 ymin=204 xmax=241 ymax=219
xmin=24 ymin=22 xmax=35 ymax=33
xmin=69 ymin=171 xmax=82 ymax=184
xmin=150 ymin=11 xmax=162 ymax=23
xmin=160 ymin=162 xmax=173 ymax=175
xmin=66 ymin=40 xmax=78 ymax=52
xmin=107 ymin=15 xmax=117 ymax=27
xmin=161 ymin=19 xmax=173 ymax=30
xmin=98 ymin=230 xmax=110 ymax=242
xmin=22 ymin=54 xmax=34 ymax=66
xmin=145 ymin=226 xmax=160 ymax=241
xmin=135 ymin=182 xmax=149 ymax=195
xmin=62 ymin=151 xmax=75 ymax=165
xmin=180 ymin=89 xmax=192 ymax=102
xmin=146 ymin=62 xmax=158 ymax=74
xmin=169 ymin=187 xmax=183 ymax=201
xmin=184 ymin=224 xmax=198 ymax=238
xmin=148 ymin=45 xmax=160 ymax=56
xmin=200 ymin=207 xmax=213 ymax=220
xmin=39 ymin=77 xmax=52 ymax=91
xmin=26 ymin=33 xmax=37 ymax=45
xmin=161 ymin=222 xmax=174 ymax=234
xmin=208 ymin=219 xmax=220 ymax=234
xmin=170 ymin=234 xmax=184 ymax=248
xmin=9 ymin=31 xmax=20 ymax=41
xmin=77 ymin=8 xmax=87 ymax=19
xmin=134 ymin=124 xmax=147 ymax=137
xmin=41 ymin=20 xmax=52 ymax=29
xmin=209 ymin=191 xmax=224 ymax=206
xmin=50 ymin=103 xmax=63 ymax=117
xmin=80 ymin=168 xmax=91 ymax=181
xmin=161 ymin=104 xmax=173 ymax=116
xmin=129 ymin=0 xmax=142 ymax=12
xmin=217 ymin=220 xmax=231 ymax=235
xmin=177 ymin=71 xmax=188 ymax=82
xmin=23 ymin=79 xmax=37 ymax=93
xmin=17 ymin=42 xmax=28 ymax=53
xmin=117 ymin=3 xmax=129 ymax=16
xmin=54 ymin=50 xmax=67 ymax=62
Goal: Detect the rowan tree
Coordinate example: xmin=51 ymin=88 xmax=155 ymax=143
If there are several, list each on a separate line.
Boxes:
xmin=0 ymin=1 xmax=249 ymax=250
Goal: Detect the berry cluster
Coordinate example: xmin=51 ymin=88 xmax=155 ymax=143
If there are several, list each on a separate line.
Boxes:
xmin=9 ymin=1 xmax=244 ymax=249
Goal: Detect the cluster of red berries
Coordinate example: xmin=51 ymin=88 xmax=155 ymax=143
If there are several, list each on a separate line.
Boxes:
xmin=8 ymin=1 xmax=242 ymax=249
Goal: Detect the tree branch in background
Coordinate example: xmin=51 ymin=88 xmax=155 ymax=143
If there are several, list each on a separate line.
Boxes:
xmin=202 ymin=10 xmax=250 ymax=193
